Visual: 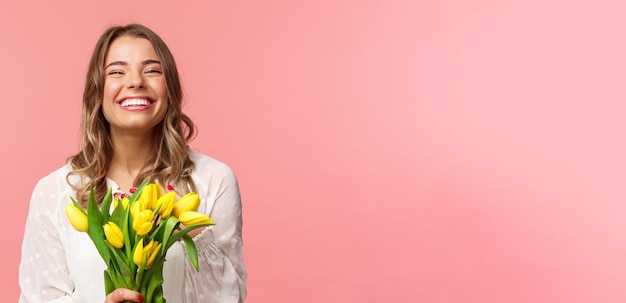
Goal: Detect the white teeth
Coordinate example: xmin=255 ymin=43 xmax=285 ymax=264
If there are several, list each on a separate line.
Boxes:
xmin=120 ymin=99 xmax=151 ymax=107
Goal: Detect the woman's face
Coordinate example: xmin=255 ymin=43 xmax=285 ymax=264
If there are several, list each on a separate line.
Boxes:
xmin=102 ymin=36 xmax=168 ymax=136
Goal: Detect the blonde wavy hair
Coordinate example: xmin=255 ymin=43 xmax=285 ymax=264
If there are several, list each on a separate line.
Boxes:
xmin=67 ymin=23 xmax=197 ymax=206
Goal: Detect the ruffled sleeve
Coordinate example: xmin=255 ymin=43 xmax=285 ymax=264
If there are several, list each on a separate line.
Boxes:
xmin=182 ymin=160 xmax=247 ymax=303
xmin=19 ymin=173 xmax=75 ymax=303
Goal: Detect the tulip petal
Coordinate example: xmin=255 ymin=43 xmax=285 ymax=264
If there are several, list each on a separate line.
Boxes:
xmin=178 ymin=211 xmax=213 ymax=226
xmin=138 ymin=184 xmax=162 ymax=210
xmin=103 ymin=222 xmax=124 ymax=248
xmin=133 ymin=239 xmax=145 ymax=267
xmin=156 ymin=192 xmax=176 ymax=218
xmin=65 ymin=204 xmax=89 ymax=232
xmin=172 ymin=193 xmax=200 ymax=217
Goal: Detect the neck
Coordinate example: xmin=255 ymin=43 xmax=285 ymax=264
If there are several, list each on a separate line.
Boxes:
xmin=108 ymin=128 xmax=156 ymax=183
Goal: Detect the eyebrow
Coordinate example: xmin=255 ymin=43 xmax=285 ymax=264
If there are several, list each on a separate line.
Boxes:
xmin=105 ymin=59 xmax=162 ymax=69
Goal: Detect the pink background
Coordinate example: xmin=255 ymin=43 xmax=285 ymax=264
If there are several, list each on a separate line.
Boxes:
xmin=2 ymin=1 xmax=626 ymax=302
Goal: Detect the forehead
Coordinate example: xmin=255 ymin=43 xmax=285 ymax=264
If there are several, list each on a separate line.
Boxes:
xmin=105 ymin=36 xmax=159 ymax=64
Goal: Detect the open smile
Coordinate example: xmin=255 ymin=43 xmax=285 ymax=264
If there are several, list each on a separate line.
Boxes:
xmin=116 ymin=97 xmax=156 ymax=111
xmin=119 ymin=98 xmax=154 ymax=107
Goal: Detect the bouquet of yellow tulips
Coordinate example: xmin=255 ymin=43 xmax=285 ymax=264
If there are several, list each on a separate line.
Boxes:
xmin=64 ymin=178 xmax=214 ymax=303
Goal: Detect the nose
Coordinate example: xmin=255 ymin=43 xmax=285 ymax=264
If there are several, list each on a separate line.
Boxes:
xmin=127 ymin=72 xmax=145 ymax=89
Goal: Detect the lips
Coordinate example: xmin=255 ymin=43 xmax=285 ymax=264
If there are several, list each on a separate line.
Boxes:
xmin=117 ymin=97 xmax=155 ymax=109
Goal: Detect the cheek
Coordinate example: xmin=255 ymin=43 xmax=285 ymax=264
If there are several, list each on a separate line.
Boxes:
xmin=103 ymin=80 xmax=122 ymax=101
xmin=101 ymin=100 xmax=113 ymax=122
xmin=154 ymin=80 xmax=167 ymax=99
xmin=102 ymin=80 xmax=121 ymax=120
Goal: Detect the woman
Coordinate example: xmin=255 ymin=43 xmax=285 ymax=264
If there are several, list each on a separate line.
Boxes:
xmin=18 ymin=24 xmax=247 ymax=303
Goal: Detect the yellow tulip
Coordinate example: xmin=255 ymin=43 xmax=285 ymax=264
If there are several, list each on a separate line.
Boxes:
xmin=133 ymin=239 xmax=162 ymax=268
xmin=138 ymin=184 xmax=162 ymax=210
xmin=103 ymin=222 xmax=124 ymax=248
xmin=65 ymin=204 xmax=88 ymax=232
xmin=130 ymin=197 xmax=144 ymax=218
xmin=178 ymin=211 xmax=213 ymax=226
xmin=172 ymin=193 xmax=200 ymax=218
xmin=133 ymin=209 xmax=154 ymax=236
xmin=113 ymin=197 xmax=129 ymax=209
xmin=121 ymin=197 xmax=130 ymax=209
xmin=156 ymin=192 xmax=176 ymax=218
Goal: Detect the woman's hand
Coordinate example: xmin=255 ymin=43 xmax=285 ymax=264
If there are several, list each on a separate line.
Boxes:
xmin=185 ymin=225 xmax=206 ymax=238
xmin=104 ymin=288 xmax=144 ymax=302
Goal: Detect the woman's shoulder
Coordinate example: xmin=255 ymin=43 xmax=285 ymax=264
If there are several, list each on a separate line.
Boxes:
xmin=34 ymin=162 xmax=74 ymax=189
xmin=188 ymin=149 xmax=238 ymax=180
xmin=29 ymin=162 xmax=75 ymax=208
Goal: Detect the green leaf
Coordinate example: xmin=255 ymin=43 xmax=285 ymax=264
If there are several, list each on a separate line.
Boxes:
xmin=87 ymin=187 xmax=110 ymax=263
xmin=135 ymin=254 xmax=147 ymax=289
xmin=107 ymin=242 xmax=138 ymax=290
xmin=157 ymin=216 xmax=180 ymax=252
xmin=106 ymin=240 xmax=129 ymax=265
xmin=109 ymin=200 xmax=126 ymax=225
xmin=104 ymin=270 xmax=115 ymax=295
xmin=106 ymin=261 xmax=125 ymax=289
xmin=101 ymin=187 xmax=113 ymax=222
xmin=165 ymin=223 xmax=214 ymax=249
xmin=182 ymin=234 xmax=200 ymax=272
xmin=139 ymin=255 xmax=165 ymax=299
xmin=69 ymin=196 xmax=86 ymax=215
xmin=145 ymin=266 xmax=164 ymax=303
xmin=113 ymin=193 xmax=137 ymax=267
xmin=129 ymin=178 xmax=151 ymax=204
xmin=153 ymin=288 xmax=166 ymax=303
xmin=108 ymin=199 xmax=130 ymax=251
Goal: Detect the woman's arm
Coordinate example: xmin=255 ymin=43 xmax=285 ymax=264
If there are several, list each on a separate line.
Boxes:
xmin=19 ymin=179 xmax=74 ymax=303
xmin=182 ymin=166 xmax=247 ymax=303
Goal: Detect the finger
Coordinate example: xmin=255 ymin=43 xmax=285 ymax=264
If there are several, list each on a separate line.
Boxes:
xmin=105 ymin=288 xmax=144 ymax=302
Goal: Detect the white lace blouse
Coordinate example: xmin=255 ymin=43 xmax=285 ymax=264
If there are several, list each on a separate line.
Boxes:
xmin=18 ymin=150 xmax=247 ymax=303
